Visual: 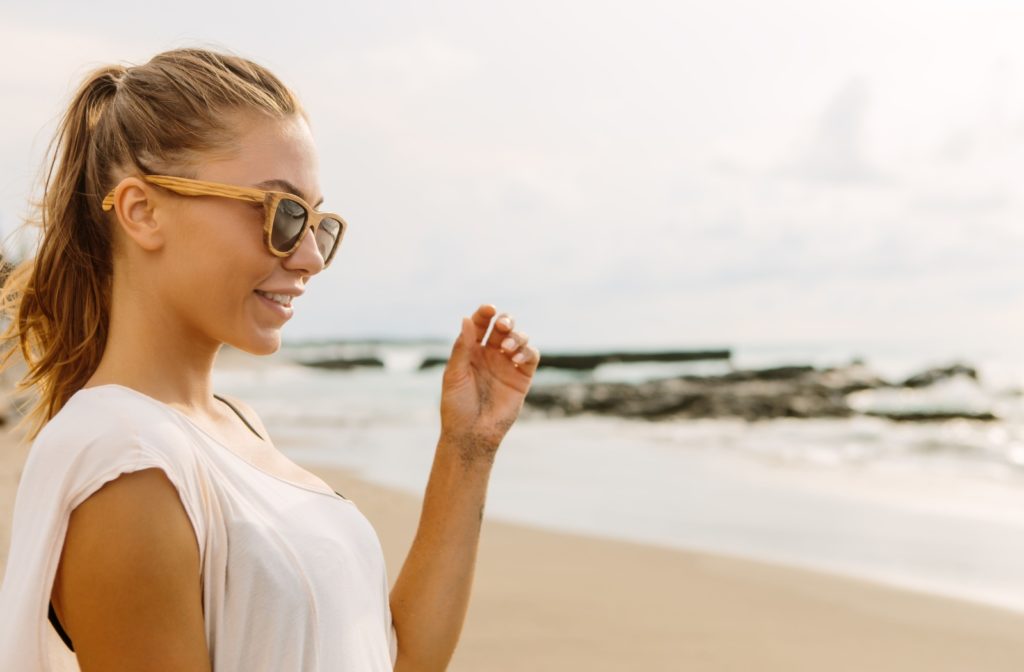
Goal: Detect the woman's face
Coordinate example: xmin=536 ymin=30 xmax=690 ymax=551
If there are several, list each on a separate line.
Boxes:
xmin=152 ymin=112 xmax=328 ymax=356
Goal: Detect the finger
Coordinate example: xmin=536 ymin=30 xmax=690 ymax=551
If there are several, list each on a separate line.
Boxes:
xmin=511 ymin=345 xmax=540 ymax=373
xmin=481 ymin=312 xmax=515 ymax=348
xmin=469 ymin=304 xmax=498 ymax=343
xmin=499 ymin=331 xmax=528 ymax=353
xmin=470 ymin=304 xmax=497 ymax=329
xmin=486 ymin=313 xmax=514 ymax=348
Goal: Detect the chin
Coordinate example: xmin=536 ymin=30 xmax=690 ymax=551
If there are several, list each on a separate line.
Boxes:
xmin=228 ymin=332 xmax=283 ymax=357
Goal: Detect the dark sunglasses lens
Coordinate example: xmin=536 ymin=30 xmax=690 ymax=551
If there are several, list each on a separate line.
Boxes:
xmin=316 ymin=218 xmax=342 ymax=261
xmin=271 ymin=198 xmax=308 ymax=252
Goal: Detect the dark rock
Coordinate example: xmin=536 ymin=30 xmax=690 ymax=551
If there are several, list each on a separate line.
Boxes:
xmin=524 ymin=360 xmax=996 ymax=423
xmin=525 ymin=366 xmax=855 ymax=421
xmin=811 ymin=362 xmax=892 ymax=394
xmin=420 ymin=349 xmax=732 ymax=371
xmin=530 ymin=349 xmax=731 ymax=371
xmin=299 ymin=357 xmax=385 ymax=370
xmin=0 ymin=256 xmax=16 ymax=288
xmin=864 ymin=410 xmax=997 ymax=422
xmin=419 ymin=357 xmax=449 ymax=370
xmin=719 ymin=365 xmax=816 ymax=382
xmin=899 ymin=363 xmax=978 ymax=388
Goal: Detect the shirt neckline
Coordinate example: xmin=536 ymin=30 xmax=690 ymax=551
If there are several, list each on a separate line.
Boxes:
xmin=76 ymin=383 xmax=354 ymax=505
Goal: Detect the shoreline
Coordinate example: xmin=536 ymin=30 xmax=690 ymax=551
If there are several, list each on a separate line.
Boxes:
xmin=2 ymin=429 xmax=1024 ymax=670
xmin=304 ymin=460 xmax=1024 ymax=671
xmin=272 ymin=412 xmax=1024 ymax=619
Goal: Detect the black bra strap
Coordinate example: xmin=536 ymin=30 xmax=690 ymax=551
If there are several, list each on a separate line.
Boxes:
xmin=213 ymin=395 xmax=348 ymax=500
xmin=49 ymin=600 xmax=74 ymax=651
xmin=213 ymin=394 xmax=265 ymax=441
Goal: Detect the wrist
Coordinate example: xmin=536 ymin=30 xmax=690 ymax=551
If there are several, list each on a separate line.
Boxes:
xmin=437 ymin=431 xmax=499 ymax=470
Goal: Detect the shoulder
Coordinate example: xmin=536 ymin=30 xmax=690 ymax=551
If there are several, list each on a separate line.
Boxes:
xmin=213 ymin=392 xmax=270 ymax=439
xmin=45 ymin=385 xmax=182 ymax=435
xmin=46 ymin=387 xmax=195 ymax=456
xmin=28 ymin=387 xmax=205 ymax=503
xmin=32 ymin=386 xmax=213 ymax=552
xmin=53 ymin=466 xmax=211 ymax=669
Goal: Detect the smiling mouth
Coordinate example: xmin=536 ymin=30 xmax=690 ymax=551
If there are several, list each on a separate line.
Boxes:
xmin=254 ymin=290 xmax=293 ymax=307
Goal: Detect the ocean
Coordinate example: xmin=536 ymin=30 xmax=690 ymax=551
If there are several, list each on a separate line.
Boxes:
xmin=212 ymin=339 xmax=1024 ymax=614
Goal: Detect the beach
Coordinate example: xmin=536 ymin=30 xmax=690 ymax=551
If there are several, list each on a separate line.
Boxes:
xmin=3 ymin=423 xmax=1023 ymax=671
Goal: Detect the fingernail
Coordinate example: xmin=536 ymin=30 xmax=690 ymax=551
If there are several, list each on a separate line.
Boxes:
xmin=501 ymin=337 xmax=516 ymax=351
xmin=498 ymin=317 xmax=512 ymax=328
xmin=512 ymin=352 xmax=526 ymax=364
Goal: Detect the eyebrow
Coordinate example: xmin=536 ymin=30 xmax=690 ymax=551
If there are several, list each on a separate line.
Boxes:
xmin=254 ymin=179 xmax=324 ymax=208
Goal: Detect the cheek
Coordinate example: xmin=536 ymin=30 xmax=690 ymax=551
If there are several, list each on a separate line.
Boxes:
xmin=161 ymin=247 xmax=223 ymax=311
xmin=181 ymin=200 xmax=266 ymax=251
xmin=183 ymin=204 xmax=268 ymax=264
xmin=165 ymin=221 xmax=256 ymax=304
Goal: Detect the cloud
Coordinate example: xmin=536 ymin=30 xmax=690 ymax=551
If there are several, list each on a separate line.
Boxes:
xmin=779 ymin=77 xmax=887 ymax=184
xmin=2 ymin=2 xmax=1024 ymax=355
xmin=357 ymin=33 xmax=482 ymax=94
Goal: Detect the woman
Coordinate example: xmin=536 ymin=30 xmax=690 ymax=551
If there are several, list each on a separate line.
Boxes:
xmin=0 ymin=47 xmax=539 ymax=671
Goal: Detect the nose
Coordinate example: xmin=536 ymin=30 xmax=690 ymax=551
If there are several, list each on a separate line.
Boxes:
xmin=282 ymin=224 xmax=326 ymax=276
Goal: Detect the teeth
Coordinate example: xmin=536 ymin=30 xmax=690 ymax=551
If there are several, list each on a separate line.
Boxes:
xmin=256 ymin=290 xmax=291 ymax=307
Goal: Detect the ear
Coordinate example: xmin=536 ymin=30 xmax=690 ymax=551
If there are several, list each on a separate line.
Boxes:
xmin=107 ymin=177 xmax=167 ymax=253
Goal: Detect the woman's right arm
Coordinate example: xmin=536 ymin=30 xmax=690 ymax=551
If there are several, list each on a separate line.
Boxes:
xmin=51 ymin=467 xmax=211 ymax=671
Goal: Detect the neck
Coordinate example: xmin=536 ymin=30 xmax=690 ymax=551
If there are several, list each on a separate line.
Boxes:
xmin=84 ymin=272 xmax=223 ymax=415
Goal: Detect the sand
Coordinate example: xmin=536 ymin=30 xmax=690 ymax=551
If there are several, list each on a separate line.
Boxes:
xmin=2 ymin=425 xmax=1023 ymax=671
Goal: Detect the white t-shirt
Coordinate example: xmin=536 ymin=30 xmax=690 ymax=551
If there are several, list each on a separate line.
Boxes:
xmin=0 ymin=383 xmax=399 ymax=671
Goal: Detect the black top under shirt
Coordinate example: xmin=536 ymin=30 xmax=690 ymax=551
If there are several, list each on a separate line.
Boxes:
xmin=48 ymin=393 xmax=347 ymax=653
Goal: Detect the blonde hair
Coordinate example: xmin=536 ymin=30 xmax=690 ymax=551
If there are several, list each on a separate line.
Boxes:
xmin=0 ymin=46 xmax=307 ymax=441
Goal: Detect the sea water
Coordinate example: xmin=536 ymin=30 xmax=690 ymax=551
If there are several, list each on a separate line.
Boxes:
xmin=212 ymin=340 xmax=1024 ymax=614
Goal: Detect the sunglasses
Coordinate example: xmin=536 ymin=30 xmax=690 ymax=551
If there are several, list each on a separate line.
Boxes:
xmin=101 ymin=174 xmax=347 ymax=268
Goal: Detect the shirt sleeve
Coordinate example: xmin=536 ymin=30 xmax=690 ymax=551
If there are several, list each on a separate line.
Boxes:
xmin=63 ymin=426 xmax=208 ymax=565
xmin=0 ymin=422 xmax=208 ymax=671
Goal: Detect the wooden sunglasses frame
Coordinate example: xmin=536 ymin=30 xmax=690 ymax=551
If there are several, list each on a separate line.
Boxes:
xmin=101 ymin=174 xmax=347 ymax=268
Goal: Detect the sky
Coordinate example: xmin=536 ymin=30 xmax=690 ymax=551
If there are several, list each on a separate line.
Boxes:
xmin=1 ymin=1 xmax=1024 ymax=355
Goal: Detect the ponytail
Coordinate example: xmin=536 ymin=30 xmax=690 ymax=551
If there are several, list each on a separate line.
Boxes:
xmin=0 ymin=65 xmax=123 ymax=441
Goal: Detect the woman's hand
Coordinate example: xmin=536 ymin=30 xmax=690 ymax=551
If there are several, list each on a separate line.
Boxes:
xmin=439 ymin=304 xmax=541 ymax=465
